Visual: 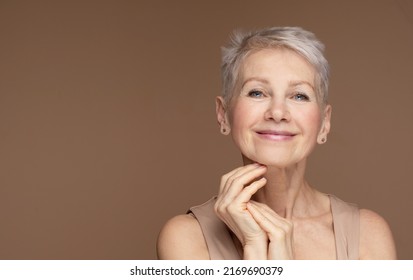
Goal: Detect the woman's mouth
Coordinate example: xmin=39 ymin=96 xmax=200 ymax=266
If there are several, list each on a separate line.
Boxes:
xmin=255 ymin=130 xmax=296 ymax=141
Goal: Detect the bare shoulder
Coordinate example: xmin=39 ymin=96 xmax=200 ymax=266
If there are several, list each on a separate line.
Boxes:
xmin=156 ymin=214 xmax=209 ymax=260
xmin=359 ymin=209 xmax=397 ymax=259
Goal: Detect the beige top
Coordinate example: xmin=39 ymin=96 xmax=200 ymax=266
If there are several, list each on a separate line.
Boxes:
xmin=188 ymin=195 xmax=359 ymax=260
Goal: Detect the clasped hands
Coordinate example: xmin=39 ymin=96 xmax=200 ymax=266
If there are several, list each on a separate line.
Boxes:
xmin=214 ymin=163 xmax=294 ymax=260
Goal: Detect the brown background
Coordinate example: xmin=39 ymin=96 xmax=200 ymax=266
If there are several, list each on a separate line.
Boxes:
xmin=0 ymin=0 xmax=412 ymax=259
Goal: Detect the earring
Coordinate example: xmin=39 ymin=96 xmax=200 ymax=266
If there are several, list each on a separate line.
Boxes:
xmin=321 ymin=137 xmax=326 ymax=143
xmin=220 ymin=124 xmax=230 ymax=135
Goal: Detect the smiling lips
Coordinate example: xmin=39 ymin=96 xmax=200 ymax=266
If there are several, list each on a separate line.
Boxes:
xmin=256 ymin=130 xmax=296 ymax=141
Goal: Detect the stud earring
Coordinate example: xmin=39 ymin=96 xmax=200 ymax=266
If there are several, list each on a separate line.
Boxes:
xmin=321 ymin=137 xmax=326 ymax=143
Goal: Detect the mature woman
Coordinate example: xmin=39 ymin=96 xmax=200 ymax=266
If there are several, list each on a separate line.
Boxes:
xmin=157 ymin=27 xmax=396 ymax=259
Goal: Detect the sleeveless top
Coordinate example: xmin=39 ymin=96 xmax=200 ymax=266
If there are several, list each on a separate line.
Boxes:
xmin=188 ymin=194 xmax=359 ymax=260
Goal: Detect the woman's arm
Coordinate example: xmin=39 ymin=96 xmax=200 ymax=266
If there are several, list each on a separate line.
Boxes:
xmin=359 ymin=209 xmax=397 ymax=259
xmin=156 ymin=214 xmax=210 ymax=260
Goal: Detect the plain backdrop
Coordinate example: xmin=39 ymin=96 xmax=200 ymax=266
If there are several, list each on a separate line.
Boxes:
xmin=0 ymin=0 xmax=412 ymax=259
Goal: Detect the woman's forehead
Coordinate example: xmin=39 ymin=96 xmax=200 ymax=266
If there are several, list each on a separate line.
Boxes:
xmin=238 ymin=48 xmax=316 ymax=85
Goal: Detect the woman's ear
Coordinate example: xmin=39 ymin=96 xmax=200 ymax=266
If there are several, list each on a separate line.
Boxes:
xmin=317 ymin=104 xmax=332 ymax=144
xmin=215 ymin=96 xmax=230 ymax=135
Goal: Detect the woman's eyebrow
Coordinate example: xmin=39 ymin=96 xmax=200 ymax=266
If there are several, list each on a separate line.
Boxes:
xmin=241 ymin=79 xmax=315 ymax=90
xmin=289 ymin=80 xmax=315 ymax=90
xmin=241 ymin=77 xmax=270 ymax=88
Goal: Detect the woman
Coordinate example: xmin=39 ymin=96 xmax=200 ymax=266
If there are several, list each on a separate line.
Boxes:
xmin=157 ymin=27 xmax=396 ymax=259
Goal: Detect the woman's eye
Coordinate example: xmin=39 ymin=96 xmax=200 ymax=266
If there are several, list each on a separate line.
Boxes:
xmin=294 ymin=93 xmax=310 ymax=101
xmin=247 ymin=90 xmax=264 ymax=98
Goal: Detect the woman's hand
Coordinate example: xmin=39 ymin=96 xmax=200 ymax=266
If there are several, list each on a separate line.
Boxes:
xmin=214 ymin=163 xmax=269 ymax=259
xmin=214 ymin=163 xmax=294 ymax=259
xmin=247 ymin=201 xmax=294 ymax=259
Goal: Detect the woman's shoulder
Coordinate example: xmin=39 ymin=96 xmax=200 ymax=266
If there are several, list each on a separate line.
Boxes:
xmin=156 ymin=214 xmax=209 ymax=260
xmin=359 ymin=208 xmax=397 ymax=259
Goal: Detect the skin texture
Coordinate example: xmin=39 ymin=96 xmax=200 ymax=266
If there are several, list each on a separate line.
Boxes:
xmin=157 ymin=48 xmax=397 ymax=260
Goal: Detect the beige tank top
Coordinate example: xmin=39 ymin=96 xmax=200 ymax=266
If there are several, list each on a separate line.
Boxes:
xmin=188 ymin=194 xmax=359 ymax=260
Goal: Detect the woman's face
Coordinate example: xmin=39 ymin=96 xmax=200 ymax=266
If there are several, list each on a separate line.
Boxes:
xmin=218 ymin=48 xmax=331 ymax=167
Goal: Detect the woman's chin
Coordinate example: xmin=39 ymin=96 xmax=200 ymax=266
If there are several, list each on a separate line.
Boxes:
xmin=243 ymin=154 xmax=301 ymax=168
xmin=260 ymin=161 xmax=294 ymax=169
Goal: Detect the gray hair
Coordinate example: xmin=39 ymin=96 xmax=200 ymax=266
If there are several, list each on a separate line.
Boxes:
xmin=221 ymin=26 xmax=330 ymax=104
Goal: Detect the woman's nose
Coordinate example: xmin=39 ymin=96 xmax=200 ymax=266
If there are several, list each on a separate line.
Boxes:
xmin=264 ymin=98 xmax=291 ymax=122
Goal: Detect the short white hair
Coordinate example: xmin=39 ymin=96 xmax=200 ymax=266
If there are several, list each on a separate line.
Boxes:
xmin=221 ymin=26 xmax=330 ymax=104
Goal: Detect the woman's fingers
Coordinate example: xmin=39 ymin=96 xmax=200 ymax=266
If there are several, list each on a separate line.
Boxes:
xmin=232 ymin=177 xmax=267 ymax=205
xmin=216 ymin=165 xmax=267 ymax=219
xmin=247 ymin=201 xmax=294 ymax=259
xmin=218 ymin=165 xmax=246 ymax=192
xmin=219 ymin=163 xmax=265 ymax=193
xmin=247 ymin=201 xmax=293 ymax=235
xmin=219 ymin=164 xmax=267 ymax=202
